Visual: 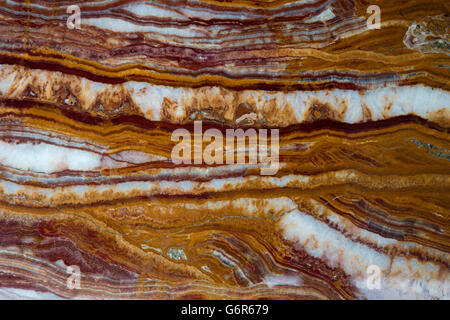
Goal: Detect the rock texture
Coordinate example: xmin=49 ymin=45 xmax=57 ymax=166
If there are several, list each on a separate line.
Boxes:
xmin=0 ymin=0 xmax=448 ymax=299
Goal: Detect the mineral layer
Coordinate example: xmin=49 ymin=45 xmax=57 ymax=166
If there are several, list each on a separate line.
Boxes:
xmin=0 ymin=0 xmax=448 ymax=299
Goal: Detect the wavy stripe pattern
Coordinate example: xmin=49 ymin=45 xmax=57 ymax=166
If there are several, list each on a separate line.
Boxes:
xmin=0 ymin=0 xmax=448 ymax=300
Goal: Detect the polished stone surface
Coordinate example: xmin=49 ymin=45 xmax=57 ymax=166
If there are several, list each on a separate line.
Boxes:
xmin=0 ymin=0 xmax=448 ymax=299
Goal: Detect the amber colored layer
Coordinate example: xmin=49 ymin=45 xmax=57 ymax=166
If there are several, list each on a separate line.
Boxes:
xmin=0 ymin=104 xmax=449 ymax=298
